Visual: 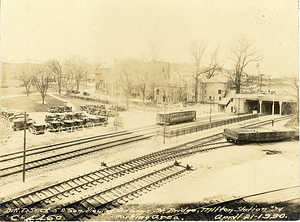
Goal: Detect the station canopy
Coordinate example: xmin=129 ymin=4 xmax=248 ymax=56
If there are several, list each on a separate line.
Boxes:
xmin=219 ymin=98 xmax=231 ymax=107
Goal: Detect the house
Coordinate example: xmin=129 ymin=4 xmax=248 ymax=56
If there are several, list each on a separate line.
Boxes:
xmin=94 ymin=63 xmax=113 ymax=95
xmin=200 ymin=78 xmax=227 ymax=103
xmin=218 ymin=90 xmax=236 ymax=113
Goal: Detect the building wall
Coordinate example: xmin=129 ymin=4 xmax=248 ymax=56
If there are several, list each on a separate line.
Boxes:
xmin=1 ymin=62 xmax=41 ymax=85
xmin=94 ymin=61 xmax=171 ymax=102
xmin=154 ymin=85 xmax=185 ymax=103
xmin=201 ymin=82 xmax=227 ymax=103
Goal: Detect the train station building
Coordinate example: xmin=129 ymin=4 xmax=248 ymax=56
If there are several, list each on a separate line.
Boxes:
xmin=219 ymin=93 xmax=297 ymax=115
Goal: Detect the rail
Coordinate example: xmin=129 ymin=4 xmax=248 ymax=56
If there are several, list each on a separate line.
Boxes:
xmin=157 ymin=113 xmax=260 ymax=139
xmin=0 ymin=139 xmax=231 ymax=220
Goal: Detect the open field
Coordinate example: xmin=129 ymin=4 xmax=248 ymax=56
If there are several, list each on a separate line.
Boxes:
xmin=1 ymin=94 xmax=65 ymax=112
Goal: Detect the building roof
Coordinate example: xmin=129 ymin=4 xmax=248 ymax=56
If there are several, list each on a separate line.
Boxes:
xmin=219 ymin=98 xmax=231 ymax=106
xmin=225 ymin=90 xmax=236 ymax=98
xmin=201 ymin=77 xmax=227 ymax=83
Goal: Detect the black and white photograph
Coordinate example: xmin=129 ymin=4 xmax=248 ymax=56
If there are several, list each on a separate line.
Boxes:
xmin=0 ymin=0 xmax=299 ymax=221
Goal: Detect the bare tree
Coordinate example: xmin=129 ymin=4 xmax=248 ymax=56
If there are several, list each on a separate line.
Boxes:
xmin=19 ymin=69 xmax=35 ymax=96
xmin=150 ymin=40 xmax=160 ymax=63
xmin=62 ymin=65 xmax=77 ymax=93
xmin=135 ymin=62 xmax=150 ymax=104
xmin=45 ymin=59 xmax=63 ymax=93
xmin=284 ymin=76 xmax=299 ymax=122
xmin=32 ymin=66 xmax=53 ymax=104
xmin=64 ymin=56 xmax=89 ymax=91
xmin=190 ymin=40 xmax=207 ymax=102
xmin=115 ymin=59 xmax=136 ymax=110
xmin=292 ymin=76 xmax=299 ymax=122
xmin=228 ymin=38 xmax=263 ymax=93
xmin=206 ymin=45 xmax=223 ymax=79
xmin=142 ymin=40 xmax=161 ymax=101
xmin=171 ymin=63 xmax=188 ymax=102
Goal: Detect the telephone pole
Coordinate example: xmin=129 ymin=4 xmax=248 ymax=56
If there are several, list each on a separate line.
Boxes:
xmin=23 ymin=111 xmax=27 ymax=182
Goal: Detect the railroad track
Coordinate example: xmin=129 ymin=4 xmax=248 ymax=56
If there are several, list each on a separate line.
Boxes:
xmin=0 ymin=116 xmax=294 ymax=220
xmin=0 ymin=164 xmax=190 ymax=221
xmin=48 ymin=164 xmax=190 ymax=221
xmin=0 ymin=125 xmax=159 ymax=162
xmin=242 ymin=115 xmax=292 ymax=128
xmin=0 ymin=131 xmax=132 ymax=162
xmin=1 ymin=115 xmax=289 ymax=179
xmin=0 ymin=134 xmax=151 ymax=178
xmin=2 ymin=115 xmax=293 ymax=220
xmin=0 ymin=125 xmax=160 ymax=178
xmin=168 ymin=186 xmax=300 ymax=221
xmin=0 ymin=137 xmax=231 ymax=221
xmin=0 ymin=116 xmax=292 ymax=179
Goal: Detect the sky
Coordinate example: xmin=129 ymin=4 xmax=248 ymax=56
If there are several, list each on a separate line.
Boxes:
xmin=1 ymin=0 xmax=298 ymax=78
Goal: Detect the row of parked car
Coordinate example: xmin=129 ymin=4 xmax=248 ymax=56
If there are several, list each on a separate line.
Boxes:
xmin=78 ymin=104 xmax=125 ymax=117
xmin=66 ymin=90 xmax=90 ymax=96
xmin=47 ymin=106 xmax=73 ymax=113
xmin=44 ymin=111 xmax=108 ymax=133
xmin=1 ymin=109 xmax=109 ymax=135
xmin=1 ymin=109 xmax=36 ymax=132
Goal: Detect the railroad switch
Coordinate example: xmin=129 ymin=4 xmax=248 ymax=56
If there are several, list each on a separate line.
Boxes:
xmin=174 ymin=160 xmax=180 ymax=166
xmin=101 ymin=161 xmax=107 ymax=167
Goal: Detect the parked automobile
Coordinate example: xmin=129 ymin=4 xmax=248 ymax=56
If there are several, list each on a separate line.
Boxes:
xmin=8 ymin=113 xmax=29 ymax=122
xmin=57 ymin=106 xmax=66 ymax=113
xmin=29 ymin=124 xmax=46 ymax=135
xmin=83 ymin=92 xmax=90 ymax=96
xmin=65 ymin=106 xmax=72 ymax=112
xmin=72 ymin=90 xmax=80 ymax=94
xmin=47 ymin=121 xmax=63 ymax=132
xmin=45 ymin=114 xmax=56 ymax=123
xmin=47 ymin=107 xmax=57 ymax=113
xmin=12 ymin=118 xmax=35 ymax=131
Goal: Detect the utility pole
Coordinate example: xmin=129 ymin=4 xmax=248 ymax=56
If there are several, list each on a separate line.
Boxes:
xmin=272 ymin=93 xmax=275 ymax=126
xmin=256 ymin=63 xmax=260 ymax=85
xmin=209 ymin=99 xmax=212 ymax=128
xmin=23 ymin=111 xmax=27 ymax=182
xmin=238 ymin=97 xmax=240 ymax=121
xmin=260 ymin=74 xmax=263 ymax=92
xmin=163 ymin=101 xmax=166 ymax=144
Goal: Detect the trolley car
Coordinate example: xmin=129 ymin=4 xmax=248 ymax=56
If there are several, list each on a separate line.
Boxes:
xmin=156 ymin=110 xmax=196 ymax=125
xmin=224 ymin=127 xmax=295 ymax=144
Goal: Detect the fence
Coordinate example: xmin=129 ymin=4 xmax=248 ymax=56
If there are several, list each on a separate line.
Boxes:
xmin=157 ymin=113 xmax=259 ymax=139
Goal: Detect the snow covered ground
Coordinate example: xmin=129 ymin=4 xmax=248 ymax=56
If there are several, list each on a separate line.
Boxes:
xmin=0 ymin=113 xmax=298 ymax=221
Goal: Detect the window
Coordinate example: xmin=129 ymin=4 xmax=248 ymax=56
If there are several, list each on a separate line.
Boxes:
xmin=219 ymin=97 xmax=221 ymax=101
xmin=204 ymin=90 xmax=206 ymax=94
xmin=209 ymin=96 xmax=211 ymax=100
xmin=218 ymin=90 xmax=221 ymax=94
